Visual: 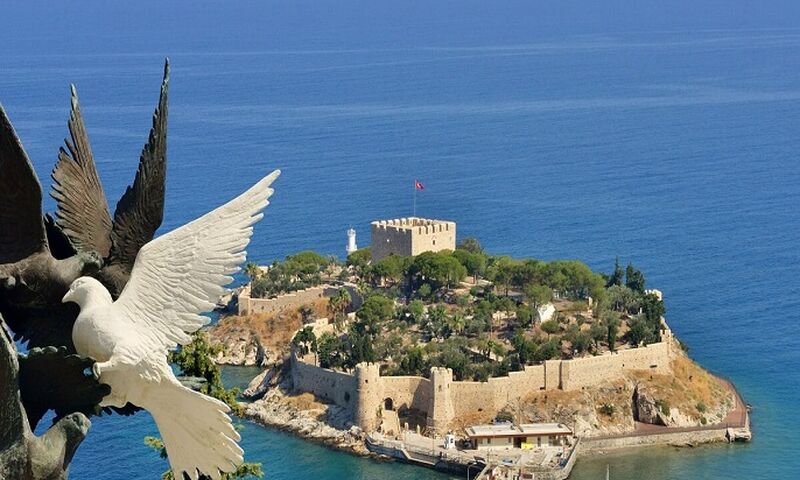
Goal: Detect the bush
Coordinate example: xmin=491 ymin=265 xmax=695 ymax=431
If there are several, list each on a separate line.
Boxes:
xmin=655 ymin=399 xmax=671 ymax=416
xmin=696 ymin=402 xmax=707 ymax=413
xmin=541 ymin=320 xmax=559 ymax=335
xmin=495 ymin=410 xmax=514 ymax=423
xmin=599 ymin=404 xmax=615 ymax=416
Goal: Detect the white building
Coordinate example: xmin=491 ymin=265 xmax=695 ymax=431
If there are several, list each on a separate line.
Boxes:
xmin=465 ymin=423 xmax=572 ymax=450
xmin=346 ymin=228 xmax=358 ymax=256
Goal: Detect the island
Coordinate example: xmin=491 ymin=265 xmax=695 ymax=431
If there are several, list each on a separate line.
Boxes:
xmin=209 ymin=217 xmax=751 ymax=479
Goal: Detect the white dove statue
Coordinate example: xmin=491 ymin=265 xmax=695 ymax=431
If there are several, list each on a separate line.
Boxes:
xmin=63 ymin=169 xmax=280 ymax=480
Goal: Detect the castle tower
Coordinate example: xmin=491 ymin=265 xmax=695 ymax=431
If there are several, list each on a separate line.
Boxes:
xmin=354 ymin=363 xmax=382 ymax=431
xmin=346 ymin=228 xmax=358 ymax=256
xmin=427 ymin=367 xmax=454 ymax=435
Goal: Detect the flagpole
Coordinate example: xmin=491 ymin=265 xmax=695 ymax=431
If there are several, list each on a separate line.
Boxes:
xmin=413 ymin=179 xmax=416 ymax=217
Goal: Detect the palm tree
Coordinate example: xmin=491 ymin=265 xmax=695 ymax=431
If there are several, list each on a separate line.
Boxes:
xmin=244 ymin=262 xmax=262 ymax=282
xmin=328 ymin=288 xmax=352 ymax=332
xmin=448 ymin=313 xmax=465 ymax=336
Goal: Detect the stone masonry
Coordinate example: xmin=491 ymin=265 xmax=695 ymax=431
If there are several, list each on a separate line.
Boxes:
xmin=370 ymin=217 xmax=456 ymax=262
xmin=291 ymin=327 xmax=676 ymax=434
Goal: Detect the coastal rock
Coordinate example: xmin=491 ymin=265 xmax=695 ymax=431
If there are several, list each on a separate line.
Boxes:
xmin=211 ymin=329 xmax=276 ymax=366
xmin=243 ymin=390 xmax=368 ymax=456
xmin=242 ymin=362 xmax=287 ymax=400
xmin=633 ymin=383 xmax=666 ymax=426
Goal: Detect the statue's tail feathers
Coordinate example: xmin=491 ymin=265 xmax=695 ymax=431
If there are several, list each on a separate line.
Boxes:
xmin=146 ymin=380 xmax=243 ymax=480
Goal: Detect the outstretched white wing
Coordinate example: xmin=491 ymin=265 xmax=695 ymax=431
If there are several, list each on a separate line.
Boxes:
xmin=112 ymin=170 xmax=280 ymax=351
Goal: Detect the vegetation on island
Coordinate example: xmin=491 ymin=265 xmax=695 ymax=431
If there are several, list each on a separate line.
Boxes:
xmin=145 ymin=332 xmax=263 ymax=480
xmin=246 ymin=251 xmax=337 ymax=298
xmin=289 ymin=238 xmax=667 ymax=382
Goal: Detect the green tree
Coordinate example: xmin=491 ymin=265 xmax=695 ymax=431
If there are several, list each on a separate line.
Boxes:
xmin=606 ymin=315 xmax=620 ymax=352
xmin=399 ymin=346 xmax=426 ymax=375
xmin=317 ymin=332 xmax=344 ymax=369
xmin=327 ymin=288 xmax=352 ymax=331
xmin=416 ymin=282 xmax=433 ymax=300
xmin=447 ymin=313 xmax=466 ymax=336
xmin=607 ymin=285 xmax=640 ymax=313
xmin=346 ymin=247 xmax=372 ymax=272
xmin=407 ymin=299 xmax=425 ymax=324
xmin=453 ymin=249 xmax=488 ymax=283
xmin=292 ymin=326 xmax=317 ymax=357
xmin=487 ymin=256 xmax=515 ymax=295
xmin=370 ymin=254 xmax=407 ymax=285
xmin=625 ymin=262 xmax=646 ymax=292
xmin=607 ymin=257 xmax=624 ymax=287
xmin=512 ymin=333 xmax=536 ymax=365
xmin=625 ymin=315 xmax=656 ymax=346
xmin=458 ymin=237 xmax=484 ymax=254
xmin=355 ymin=294 xmax=394 ymax=334
xmin=409 ymin=251 xmax=467 ymax=292
xmin=244 ymin=262 xmax=262 ymax=282
xmin=426 ymin=304 xmax=449 ymax=338
xmin=525 ymin=284 xmax=553 ymax=309
xmin=589 ymin=322 xmax=607 ymax=349
xmin=540 ymin=319 xmax=559 ymax=335
xmin=533 ymin=340 xmax=560 ymax=362
xmin=344 ymin=325 xmax=376 ymax=368
xmin=516 ymin=304 xmax=534 ymax=328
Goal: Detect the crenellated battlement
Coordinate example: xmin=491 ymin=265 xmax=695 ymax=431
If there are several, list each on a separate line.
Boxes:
xmin=371 ymin=217 xmax=456 ymax=261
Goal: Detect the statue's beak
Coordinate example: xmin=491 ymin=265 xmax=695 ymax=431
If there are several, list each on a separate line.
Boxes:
xmin=62 ymin=290 xmax=72 ymax=304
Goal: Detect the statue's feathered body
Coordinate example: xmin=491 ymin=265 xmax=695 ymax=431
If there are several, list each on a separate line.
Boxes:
xmin=0 ymin=105 xmax=103 ymax=350
xmin=64 ymin=170 xmax=280 ymax=480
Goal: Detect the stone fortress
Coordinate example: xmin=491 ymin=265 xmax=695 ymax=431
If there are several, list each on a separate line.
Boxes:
xmin=285 ymin=217 xmax=676 ymax=434
xmin=371 ymin=217 xmax=456 ymax=261
xmin=291 ymin=326 xmax=676 ymax=434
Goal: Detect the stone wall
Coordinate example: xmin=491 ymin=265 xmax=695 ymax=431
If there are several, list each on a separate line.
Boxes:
xmin=370 ymin=217 xmax=456 ymax=261
xmin=290 ymin=332 xmax=675 ymax=434
xmin=290 ymin=354 xmax=358 ymax=413
xmin=238 ymin=283 xmax=360 ymax=316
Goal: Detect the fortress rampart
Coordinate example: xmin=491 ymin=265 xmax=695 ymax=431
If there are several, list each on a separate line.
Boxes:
xmin=371 ymin=217 xmax=456 ymax=261
xmin=290 ymin=327 xmax=675 ymax=434
xmin=238 ymin=283 xmax=360 ymax=316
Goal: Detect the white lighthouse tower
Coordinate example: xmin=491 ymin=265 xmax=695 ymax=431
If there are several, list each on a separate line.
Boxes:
xmin=346 ymin=228 xmax=358 ymax=255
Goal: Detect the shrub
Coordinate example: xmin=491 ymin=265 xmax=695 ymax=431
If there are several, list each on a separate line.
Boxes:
xmin=696 ymin=402 xmax=707 ymax=413
xmin=599 ymin=404 xmax=615 ymax=416
xmin=655 ymin=399 xmax=671 ymax=416
xmin=541 ymin=320 xmax=559 ymax=335
xmin=495 ymin=410 xmax=514 ymax=423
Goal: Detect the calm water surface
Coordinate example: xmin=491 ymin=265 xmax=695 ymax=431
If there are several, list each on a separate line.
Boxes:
xmin=2 ymin=1 xmax=798 ymax=479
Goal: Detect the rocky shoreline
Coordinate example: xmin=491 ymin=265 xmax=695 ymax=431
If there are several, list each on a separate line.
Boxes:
xmin=241 ymin=388 xmax=370 ymax=456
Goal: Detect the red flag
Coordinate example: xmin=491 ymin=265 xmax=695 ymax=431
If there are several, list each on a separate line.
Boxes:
xmin=415 ymin=179 xmax=425 ymax=190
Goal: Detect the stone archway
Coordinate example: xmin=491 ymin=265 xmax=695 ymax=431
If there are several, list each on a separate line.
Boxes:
xmin=384 ymin=397 xmax=394 ymax=411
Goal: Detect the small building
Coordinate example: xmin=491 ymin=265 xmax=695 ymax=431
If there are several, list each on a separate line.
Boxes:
xmin=465 ymin=423 xmax=572 ymax=450
xmin=370 ymin=217 xmax=456 ymax=262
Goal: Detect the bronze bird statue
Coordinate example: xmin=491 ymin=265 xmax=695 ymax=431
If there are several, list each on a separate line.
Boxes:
xmin=0 ymin=105 xmax=104 ymax=350
xmin=51 ymin=59 xmax=169 ymax=299
xmin=1 ymin=317 xmax=92 ymax=480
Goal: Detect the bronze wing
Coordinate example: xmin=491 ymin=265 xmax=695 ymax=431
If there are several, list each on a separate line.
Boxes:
xmin=50 ymin=85 xmax=113 ymax=259
xmin=107 ymin=59 xmax=169 ymax=273
xmin=0 ymin=105 xmax=47 ymax=264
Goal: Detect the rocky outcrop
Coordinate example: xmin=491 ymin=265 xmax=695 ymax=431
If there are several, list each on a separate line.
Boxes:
xmin=633 ymin=383 xmax=666 ymax=426
xmin=211 ymin=330 xmax=280 ymax=366
xmin=242 ymin=362 xmax=288 ymax=400
xmin=243 ymin=390 xmax=368 ymax=455
xmin=632 ymin=382 xmax=727 ymax=428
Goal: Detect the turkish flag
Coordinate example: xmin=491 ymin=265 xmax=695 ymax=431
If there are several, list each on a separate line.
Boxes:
xmin=415 ymin=180 xmax=424 ymax=190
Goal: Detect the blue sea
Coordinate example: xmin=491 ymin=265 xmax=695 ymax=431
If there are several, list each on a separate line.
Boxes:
xmin=2 ymin=1 xmax=799 ymax=479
